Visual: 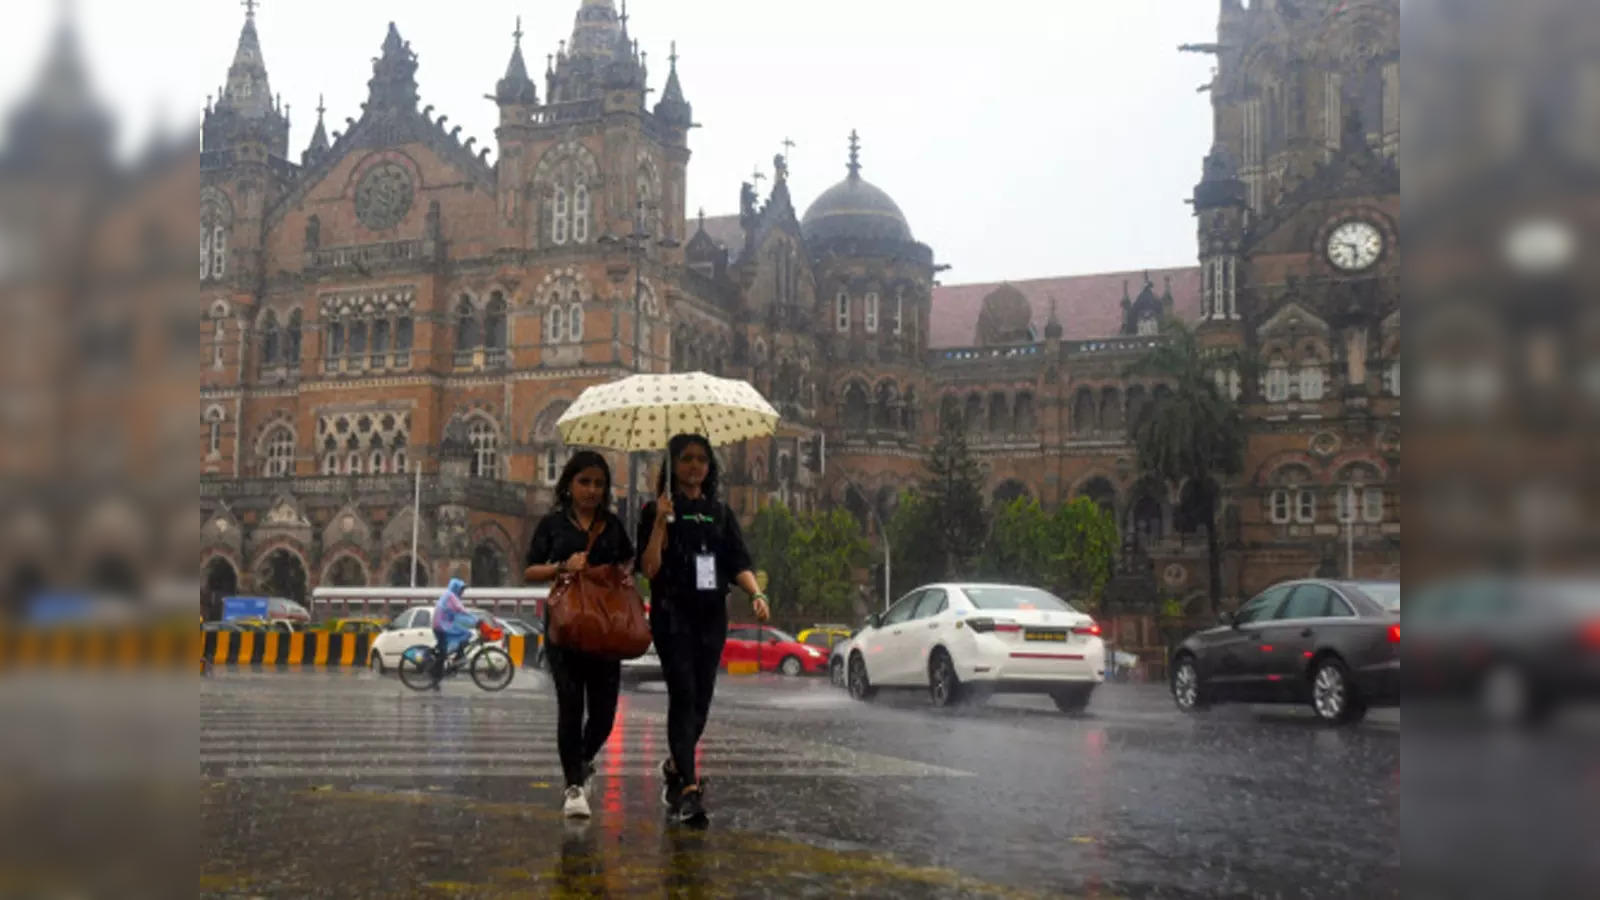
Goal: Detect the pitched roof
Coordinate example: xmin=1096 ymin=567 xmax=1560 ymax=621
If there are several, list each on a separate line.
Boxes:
xmin=692 ymin=213 xmax=746 ymax=262
xmin=929 ymin=266 xmax=1201 ymax=348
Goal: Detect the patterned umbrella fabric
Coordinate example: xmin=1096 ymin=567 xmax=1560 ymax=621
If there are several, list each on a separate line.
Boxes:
xmin=555 ymin=372 xmax=780 ymax=451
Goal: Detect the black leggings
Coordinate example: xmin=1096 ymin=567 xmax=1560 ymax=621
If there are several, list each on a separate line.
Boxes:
xmin=547 ymin=642 xmax=622 ymax=788
xmin=652 ymin=611 xmax=726 ymax=785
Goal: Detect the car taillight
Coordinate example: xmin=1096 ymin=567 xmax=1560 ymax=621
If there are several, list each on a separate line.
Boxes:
xmin=1580 ymin=619 xmax=1600 ymax=650
xmin=1387 ymin=624 xmax=1401 ymax=644
xmin=968 ymin=618 xmax=1020 ymax=634
xmin=1072 ymin=622 xmax=1102 ymax=637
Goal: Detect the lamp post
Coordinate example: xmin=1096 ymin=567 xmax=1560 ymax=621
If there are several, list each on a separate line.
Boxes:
xmin=843 ymin=477 xmax=892 ymax=612
xmin=600 ymin=202 xmax=679 ymax=539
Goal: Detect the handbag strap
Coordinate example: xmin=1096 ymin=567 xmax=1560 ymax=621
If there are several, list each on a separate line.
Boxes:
xmin=583 ymin=516 xmax=605 ymax=554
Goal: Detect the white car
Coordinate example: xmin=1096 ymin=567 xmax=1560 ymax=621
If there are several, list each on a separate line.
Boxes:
xmin=844 ymin=583 xmax=1105 ymax=713
xmin=368 ymin=605 xmax=509 ymax=674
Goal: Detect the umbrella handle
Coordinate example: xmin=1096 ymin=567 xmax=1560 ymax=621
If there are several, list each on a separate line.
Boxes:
xmin=665 ymin=451 xmax=675 ymax=523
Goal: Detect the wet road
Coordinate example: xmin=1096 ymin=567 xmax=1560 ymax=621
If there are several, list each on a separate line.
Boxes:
xmin=202 ymin=669 xmax=1399 ymax=898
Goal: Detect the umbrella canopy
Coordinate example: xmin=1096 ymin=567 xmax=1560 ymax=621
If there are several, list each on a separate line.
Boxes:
xmin=555 ymin=372 xmax=780 ymax=451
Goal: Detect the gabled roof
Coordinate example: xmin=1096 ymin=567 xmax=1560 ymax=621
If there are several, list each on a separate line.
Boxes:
xmin=929 ymin=266 xmax=1201 ymax=348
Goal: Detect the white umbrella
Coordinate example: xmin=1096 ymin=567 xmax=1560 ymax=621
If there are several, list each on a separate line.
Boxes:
xmin=556 ymin=371 xmax=781 ymax=512
xmin=556 ymin=371 xmax=779 ymax=452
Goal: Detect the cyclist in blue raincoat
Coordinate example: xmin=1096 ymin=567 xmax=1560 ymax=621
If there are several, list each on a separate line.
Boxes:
xmin=428 ymin=577 xmax=477 ymax=688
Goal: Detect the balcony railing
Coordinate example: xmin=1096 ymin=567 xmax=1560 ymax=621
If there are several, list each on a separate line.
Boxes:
xmin=321 ymin=353 xmax=412 ymax=376
xmin=308 ymin=240 xmax=423 ymax=271
xmin=202 ymin=474 xmax=531 ymax=514
xmin=529 ymin=99 xmax=604 ymax=125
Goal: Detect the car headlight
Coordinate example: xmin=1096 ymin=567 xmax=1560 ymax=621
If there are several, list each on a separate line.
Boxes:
xmin=805 ymin=647 xmax=822 ymax=657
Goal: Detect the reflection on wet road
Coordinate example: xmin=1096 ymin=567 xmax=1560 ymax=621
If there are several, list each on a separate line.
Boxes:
xmin=202 ymin=670 xmax=1398 ymax=897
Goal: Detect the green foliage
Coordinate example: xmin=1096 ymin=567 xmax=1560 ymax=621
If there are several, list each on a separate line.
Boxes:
xmin=1126 ymin=317 xmax=1246 ymax=612
xmin=921 ymin=423 xmax=989 ymax=579
xmin=978 ymin=495 xmax=1117 ymax=612
xmin=886 ymin=489 xmax=944 ymax=600
xmin=746 ymin=501 xmax=798 ymax=612
xmin=789 ymin=508 xmax=873 ymax=621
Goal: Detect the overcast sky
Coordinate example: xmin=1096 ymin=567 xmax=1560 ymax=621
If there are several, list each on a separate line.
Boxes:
xmin=2 ymin=0 xmax=1218 ymax=284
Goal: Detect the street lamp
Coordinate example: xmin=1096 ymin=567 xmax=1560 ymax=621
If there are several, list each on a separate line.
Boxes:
xmin=843 ymin=478 xmax=892 ymax=612
xmin=599 ymin=201 xmax=680 ymax=539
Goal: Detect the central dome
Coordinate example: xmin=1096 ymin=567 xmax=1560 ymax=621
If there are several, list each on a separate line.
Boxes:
xmin=800 ymin=131 xmax=912 ymax=244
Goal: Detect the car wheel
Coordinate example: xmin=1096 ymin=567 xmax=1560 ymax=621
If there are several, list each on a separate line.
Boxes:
xmin=1052 ymin=685 xmax=1095 ymax=715
xmin=848 ymin=653 xmax=876 ymax=701
xmin=368 ymin=650 xmax=386 ymax=675
xmin=779 ymin=655 xmax=803 ymax=677
xmin=928 ymin=650 xmax=962 ymax=708
xmin=1171 ymin=655 xmax=1209 ymax=713
xmin=1311 ymin=656 xmax=1367 ymax=724
xmin=829 ymin=657 xmax=845 ymax=687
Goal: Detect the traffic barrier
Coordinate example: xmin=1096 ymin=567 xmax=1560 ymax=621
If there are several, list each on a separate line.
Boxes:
xmin=203 ymin=631 xmax=373 ymax=666
xmin=0 ymin=628 xmax=202 ymax=669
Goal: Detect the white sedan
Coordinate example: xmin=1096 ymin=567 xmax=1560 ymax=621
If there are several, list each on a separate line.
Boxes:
xmin=844 ymin=583 xmax=1105 ymax=713
xmin=368 ymin=606 xmax=509 ymax=674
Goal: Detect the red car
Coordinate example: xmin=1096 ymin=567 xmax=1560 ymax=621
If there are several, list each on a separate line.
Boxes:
xmin=723 ymin=624 xmax=830 ymax=676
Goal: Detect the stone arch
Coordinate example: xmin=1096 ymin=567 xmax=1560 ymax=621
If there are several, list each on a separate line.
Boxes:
xmin=874 ymin=380 xmax=899 ymax=429
xmin=939 ymin=393 xmax=962 ymax=432
xmin=471 ymin=541 xmax=508 ymax=588
xmin=321 ymin=552 xmax=370 ymax=587
xmin=992 ymin=478 xmax=1031 ymax=508
xmin=1252 ymin=451 xmax=1324 ymax=487
xmin=1099 ymin=387 xmax=1124 ymax=431
xmin=384 ymin=553 xmax=430 ymax=588
xmin=964 ymin=392 xmax=984 ymax=434
xmin=201 ymin=554 xmax=238 ymax=619
xmin=1073 ymin=474 xmax=1119 ymax=516
xmin=251 ymin=544 xmax=309 ymax=605
xmin=841 ymin=380 xmax=870 ymax=431
xmin=1073 ymin=387 xmax=1096 ymax=433
xmin=1013 ymin=390 xmax=1037 ymax=434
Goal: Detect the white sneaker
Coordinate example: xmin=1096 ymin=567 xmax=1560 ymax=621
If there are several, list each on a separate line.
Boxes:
xmin=562 ymin=785 xmax=591 ymax=819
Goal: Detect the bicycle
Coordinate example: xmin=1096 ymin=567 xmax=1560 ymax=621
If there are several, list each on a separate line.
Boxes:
xmin=397 ymin=619 xmax=516 ymax=692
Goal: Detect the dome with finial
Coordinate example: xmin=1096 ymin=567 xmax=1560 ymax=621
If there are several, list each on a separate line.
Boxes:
xmin=801 ymin=130 xmax=913 ymax=244
xmin=976 ymin=283 xmax=1033 ymax=345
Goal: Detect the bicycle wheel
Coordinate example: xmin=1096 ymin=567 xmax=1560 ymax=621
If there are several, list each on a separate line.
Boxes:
xmin=470 ymin=645 xmax=515 ymax=692
xmin=397 ymin=645 xmax=438 ymax=691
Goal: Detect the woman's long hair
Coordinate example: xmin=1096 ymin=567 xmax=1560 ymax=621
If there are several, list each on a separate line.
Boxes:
xmin=553 ymin=450 xmax=614 ymax=513
xmin=654 ymin=433 xmax=719 ymax=501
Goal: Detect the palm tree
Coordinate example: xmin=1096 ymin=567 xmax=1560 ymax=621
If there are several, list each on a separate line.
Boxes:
xmin=1126 ymin=318 xmax=1245 ymax=614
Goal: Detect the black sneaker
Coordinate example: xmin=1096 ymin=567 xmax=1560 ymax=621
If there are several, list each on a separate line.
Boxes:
xmin=660 ymin=758 xmax=684 ymax=809
xmin=675 ymin=782 xmax=708 ymax=826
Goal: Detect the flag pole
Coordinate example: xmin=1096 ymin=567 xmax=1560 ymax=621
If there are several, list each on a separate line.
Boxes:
xmin=410 ymin=456 xmax=422 ymax=587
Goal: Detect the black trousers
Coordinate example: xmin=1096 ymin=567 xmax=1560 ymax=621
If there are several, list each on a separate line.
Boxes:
xmin=429 ymin=628 xmax=450 ymax=683
xmin=547 ymin=642 xmax=622 ymax=788
xmin=651 ymin=606 xmax=727 ymax=785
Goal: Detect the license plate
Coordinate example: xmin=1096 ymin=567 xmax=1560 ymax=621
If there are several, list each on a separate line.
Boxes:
xmin=1024 ymin=629 xmax=1067 ymax=642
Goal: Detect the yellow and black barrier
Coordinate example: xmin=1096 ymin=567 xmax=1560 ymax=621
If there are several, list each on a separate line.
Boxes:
xmin=0 ymin=627 xmax=203 ymax=669
xmin=203 ymin=630 xmax=371 ymax=667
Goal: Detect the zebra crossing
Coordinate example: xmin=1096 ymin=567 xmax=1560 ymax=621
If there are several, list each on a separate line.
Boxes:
xmin=201 ymin=674 xmax=969 ymax=780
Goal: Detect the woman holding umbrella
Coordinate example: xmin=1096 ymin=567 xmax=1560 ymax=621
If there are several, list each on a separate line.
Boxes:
xmin=638 ymin=433 xmax=769 ymax=826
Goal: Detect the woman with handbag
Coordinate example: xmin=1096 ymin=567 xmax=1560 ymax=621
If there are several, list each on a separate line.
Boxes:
xmin=638 ymin=433 xmax=770 ymax=826
xmin=524 ymin=451 xmax=636 ymax=819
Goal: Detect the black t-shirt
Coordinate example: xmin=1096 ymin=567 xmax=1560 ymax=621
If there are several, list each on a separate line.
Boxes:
xmin=525 ymin=508 xmax=636 ymax=573
xmin=637 ymin=494 xmax=752 ymax=615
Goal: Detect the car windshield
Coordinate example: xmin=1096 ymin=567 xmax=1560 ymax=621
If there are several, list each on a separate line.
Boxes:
xmin=1348 ymin=583 xmax=1401 ymax=611
xmin=962 ymin=586 xmax=1078 ymax=613
xmin=765 ymin=628 xmax=798 ymax=643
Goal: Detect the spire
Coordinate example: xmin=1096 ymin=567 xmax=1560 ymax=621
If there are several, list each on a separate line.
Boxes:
xmin=1045 ymin=295 xmax=1063 ymax=340
xmin=367 ymin=22 xmax=419 ymax=113
xmin=654 ymin=40 xmax=692 ymax=126
xmin=220 ymin=2 xmax=273 ymax=119
xmin=696 ymin=207 xmax=706 ymax=233
xmin=302 ymin=94 xmax=329 ymax=163
xmin=2 ymin=9 xmax=112 ymax=170
xmin=496 ymin=16 xmax=539 ymax=106
xmin=846 ymin=129 xmax=861 ymax=180
xmin=571 ymin=0 xmax=622 ymax=59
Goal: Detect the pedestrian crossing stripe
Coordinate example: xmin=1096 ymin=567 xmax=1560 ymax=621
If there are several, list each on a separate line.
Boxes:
xmin=202 ymin=699 xmax=970 ymax=779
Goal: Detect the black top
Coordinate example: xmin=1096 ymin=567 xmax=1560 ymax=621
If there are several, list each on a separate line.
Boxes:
xmin=526 ymin=508 xmax=636 ymax=572
xmin=637 ymin=495 xmax=752 ymax=615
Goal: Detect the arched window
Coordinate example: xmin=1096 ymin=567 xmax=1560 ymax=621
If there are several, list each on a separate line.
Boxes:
xmin=347 ymin=452 xmax=362 ymax=475
xmin=348 ymin=318 xmax=367 ymax=357
xmin=1268 ymin=463 xmax=1314 ymax=524
xmin=902 ymin=387 xmax=918 ymax=432
xmin=285 ymin=310 xmax=302 ymax=362
xmin=1014 ymin=392 xmax=1037 ymax=434
xmin=1073 ymin=388 xmax=1096 ymax=433
xmin=835 ymin=292 xmax=850 ymax=332
xmin=263 ymin=426 xmax=295 ymax=477
xmin=545 ymin=303 xmax=565 ymax=343
xmin=455 ymin=295 xmax=479 ymax=351
xmin=988 ymin=391 xmax=1009 ymax=433
xmin=892 ymin=288 xmax=904 ymax=335
xmin=875 ymin=382 xmax=898 ymax=429
xmin=204 ymin=406 xmax=225 ymax=457
xmin=572 ymin=182 xmax=590 ymax=243
xmin=842 ymin=383 xmax=870 ymax=431
xmin=1265 ymin=360 xmax=1291 ymax=402
xmin=370 ymin=449 xmax=386 ymax=473
xmin=260 ymin=312 xmax=280 ymax=365
xmin=567 ymin=302 xmax=583 ymax=343
xmin=1300 ymin=364 xmax=1325 ymax=401
xmin=326 ymin=319 xmax=344 ymax=359
xmin=472 ymin=543 xmax=507 ymax=588
xmin=392 ymin=448 xmax=408 ymax=473
xmin=485 ymin=292 xmax=507 ymax=362
xmin=1137 ymin=313 xmax=1159 ymax=336
xmin=1100 ymin=388 xmax=1123 ymax=431
xmin=468 ymin=417 xmax=500 ymax=479
xmin=552 ymin=185 xmax=570 ymax=245
xmin=322 ymin=452 xmax=338 ymax=475
xmin=864 ymin=292 xmax=879 ymax=334
xmin=964 ymin=394 xmax=984 ymax=434
xmin=939 ymin=394 xmax=961 ymax=432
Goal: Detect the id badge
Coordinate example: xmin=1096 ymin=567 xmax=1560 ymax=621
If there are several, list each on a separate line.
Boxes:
xmin=695 ymin=553 xmax=717 ymax=591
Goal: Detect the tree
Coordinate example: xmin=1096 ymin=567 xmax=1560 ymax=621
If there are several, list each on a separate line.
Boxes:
xmin=978 ymin=495 xmax=1051 ymax=583
xmin=885 ymin=488 xmax=944 ymax=601
xmin=1127 ymin=317 xmax=1245 ymax=614
xmin=788 ymin=508 xmax=872 ymax=622
xmin=922 ymin=422 xmax=989 ymax=579
xmin=1044 ymin=497 xmax=1119 ymax=613
xmin=746 ymin=501 xmax=799 ymax=613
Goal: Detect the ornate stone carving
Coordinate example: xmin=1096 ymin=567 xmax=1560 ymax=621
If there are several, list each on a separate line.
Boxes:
xmin=355 ymin=162 xmax=415 ymax=231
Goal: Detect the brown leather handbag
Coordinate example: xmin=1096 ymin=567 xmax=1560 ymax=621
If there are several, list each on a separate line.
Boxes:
xmin=546 ymin=519 xmax=652 ymax=660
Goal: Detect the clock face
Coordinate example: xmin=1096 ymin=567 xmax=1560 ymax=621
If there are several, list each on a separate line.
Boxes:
xmin=1326 ymin=220 xmax=1384 ymax=271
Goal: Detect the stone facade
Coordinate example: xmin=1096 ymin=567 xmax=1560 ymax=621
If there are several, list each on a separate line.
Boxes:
xmin=199 ymin=0 xmax=1399 ymax=648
